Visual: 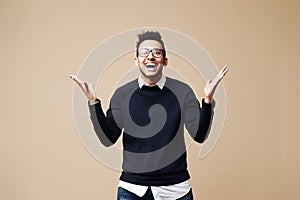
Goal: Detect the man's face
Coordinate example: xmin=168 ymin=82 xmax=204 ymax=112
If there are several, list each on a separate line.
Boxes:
xmin=135 ymin=40 xmax=168 ymax=81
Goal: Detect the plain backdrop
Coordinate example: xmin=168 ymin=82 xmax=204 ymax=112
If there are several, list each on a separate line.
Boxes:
xmin=0 ymin=0 xmax=299 ymax=199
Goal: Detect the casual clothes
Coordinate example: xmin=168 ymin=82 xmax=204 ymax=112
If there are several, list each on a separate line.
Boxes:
xmin=88 ymin=76 xmax=213 ymax=199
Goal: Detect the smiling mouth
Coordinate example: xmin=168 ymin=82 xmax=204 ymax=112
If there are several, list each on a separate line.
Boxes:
xmin=145 ymin=63 xmax=157 ymax=68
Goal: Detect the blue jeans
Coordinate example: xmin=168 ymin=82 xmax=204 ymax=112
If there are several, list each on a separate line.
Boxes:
xmin=117 ymin=187 xmax=193 ymax=200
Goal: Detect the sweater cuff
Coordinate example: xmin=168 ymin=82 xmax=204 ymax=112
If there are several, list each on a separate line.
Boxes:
xmin=88 ymin=99 xmax=101 ymax=111
xmin=202 ymin=98 xmax=215 ymax=109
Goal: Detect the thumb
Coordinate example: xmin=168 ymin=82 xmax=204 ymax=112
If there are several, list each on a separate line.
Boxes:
xmin=84 ymin=82 xmax=90 ymax=92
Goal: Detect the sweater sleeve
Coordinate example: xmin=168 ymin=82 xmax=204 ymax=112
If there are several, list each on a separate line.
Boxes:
xmin=88 ymin=91 xmax=123 ymax=147
xmin=183 ymin=89 xmax=214 ymax=143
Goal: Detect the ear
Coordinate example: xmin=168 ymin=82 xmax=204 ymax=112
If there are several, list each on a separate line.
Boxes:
xmin=134 ymin=57 xmax=138 ymax=67
xmin=163 ymin=58 xmax=168 ymax=66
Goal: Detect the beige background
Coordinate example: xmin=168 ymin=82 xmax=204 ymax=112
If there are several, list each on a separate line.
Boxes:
xmin=1 ymin=0 xmax=299 ymax=199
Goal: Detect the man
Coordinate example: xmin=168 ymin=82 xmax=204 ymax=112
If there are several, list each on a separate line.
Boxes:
xmin=70 ymin=31 xmax=228 ymax=200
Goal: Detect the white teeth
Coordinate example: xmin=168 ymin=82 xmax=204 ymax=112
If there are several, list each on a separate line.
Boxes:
xmin=146 ymin=63 xmax=156 ymax=68
xmin=146 ymin=67 xmax=155 ymax=71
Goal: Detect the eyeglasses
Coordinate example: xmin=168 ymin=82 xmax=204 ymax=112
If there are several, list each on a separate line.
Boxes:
xmin=137 ymin=48 xmax=165 ymax=58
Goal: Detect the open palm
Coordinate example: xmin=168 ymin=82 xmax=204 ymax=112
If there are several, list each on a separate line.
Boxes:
xmin=204 ymin=66 xmax=229 ymax=103
xmin=69 ymin=74 xmax=97 ymax=103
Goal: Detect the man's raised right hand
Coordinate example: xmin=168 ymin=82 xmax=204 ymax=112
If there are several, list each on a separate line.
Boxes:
xmin=69 ymin=74 xmax=97 ymax=104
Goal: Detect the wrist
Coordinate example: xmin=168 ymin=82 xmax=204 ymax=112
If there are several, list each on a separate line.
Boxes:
xmin=89 ymin=98 xmax=98 ymax=105
xmin=204 ymin=96 xmax=212 ymax=104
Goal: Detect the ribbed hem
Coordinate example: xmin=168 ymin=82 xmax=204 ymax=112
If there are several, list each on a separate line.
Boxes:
xmin=120 ymin=169 xmax=190 ymax=186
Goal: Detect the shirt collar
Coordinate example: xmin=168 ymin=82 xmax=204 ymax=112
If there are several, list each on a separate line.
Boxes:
xmin=138 ymin=74 xmax=166 ymax=90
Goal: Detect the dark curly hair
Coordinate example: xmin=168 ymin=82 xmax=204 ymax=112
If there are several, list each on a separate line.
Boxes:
xmin=136 ymin=31 xmax=166 ymax=57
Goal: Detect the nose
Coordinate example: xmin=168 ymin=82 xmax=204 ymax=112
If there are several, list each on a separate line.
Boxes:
xmin=146 ymin=51 xmax=155 ymax=60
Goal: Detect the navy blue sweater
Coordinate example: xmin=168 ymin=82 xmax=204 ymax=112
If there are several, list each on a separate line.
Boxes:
xmin=89 ymin=77 xmax=213 ymax=186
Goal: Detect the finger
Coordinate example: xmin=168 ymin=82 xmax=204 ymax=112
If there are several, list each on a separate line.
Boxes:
xmin=218 ymin=66 xmax=226 ymax=76
xmin=84 ymin=82 xmax=90 ymax=92
xmin=70 ymin=75 xmax=88 ymax=93
xmin=215 ymin=66 xmax=228 ymax=81
xmin=221 ymin=65 xmax=228 ymax=75
xmin=206 ymin=80 xmax=212 ymax=85
xmin=69 ymin=74 xmax=77 ymax=81
xmin=70 ymin=75 xmax=84 ymax=86
xmin=222 ymin=66 xmax=229 ymax=76
xmin=69 ymin=74 xmax=79 ymax=82
xmin=221 ymin=65 xmax=227 ymax=71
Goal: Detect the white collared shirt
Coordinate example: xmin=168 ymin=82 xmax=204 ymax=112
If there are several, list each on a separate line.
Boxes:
xmin=138 ymin=74 xmax=166 ymax=90
xmin=118 ymin=179 xmax=191 ymax=200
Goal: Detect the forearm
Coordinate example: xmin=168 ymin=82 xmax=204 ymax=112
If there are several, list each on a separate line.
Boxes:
xmin=194 ymin=99 xmax=214 ymax=143
xmin=89 ymin=99 xmax=121 ymax=147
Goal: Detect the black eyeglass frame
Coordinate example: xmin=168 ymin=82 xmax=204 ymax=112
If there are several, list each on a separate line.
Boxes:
xmin=136 ymin=48 xmax=166 ymax=58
